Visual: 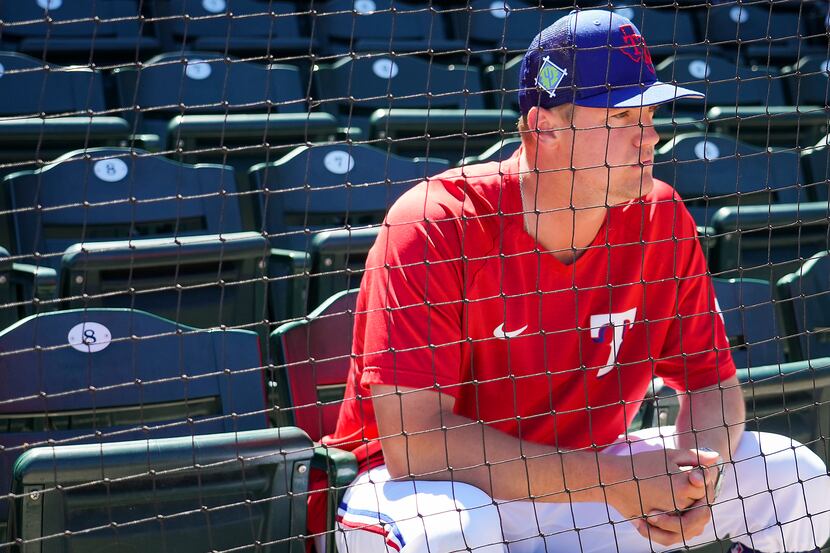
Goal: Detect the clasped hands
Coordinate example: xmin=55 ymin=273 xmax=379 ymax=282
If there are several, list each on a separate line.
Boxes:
xmin=607 ymin=448 xmax=724 ymax=547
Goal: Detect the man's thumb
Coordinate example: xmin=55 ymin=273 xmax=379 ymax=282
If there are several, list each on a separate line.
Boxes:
xmin=673 ymin=448 xmax=721 ymax=468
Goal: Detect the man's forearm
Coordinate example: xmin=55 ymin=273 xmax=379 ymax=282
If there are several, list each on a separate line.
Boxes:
xmin=674 ymin=375 xmax=745 ymax=459
xmin=379 ymin=408 xmax=628 ymax=505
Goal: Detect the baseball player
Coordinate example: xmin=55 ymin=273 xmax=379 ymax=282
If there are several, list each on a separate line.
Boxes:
xmin=315 ymin=9 xmax=830 ymax=553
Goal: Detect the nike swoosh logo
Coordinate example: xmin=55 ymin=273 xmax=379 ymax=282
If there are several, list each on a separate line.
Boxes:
xmin=493 ymin=323 xmax=528 ymax=339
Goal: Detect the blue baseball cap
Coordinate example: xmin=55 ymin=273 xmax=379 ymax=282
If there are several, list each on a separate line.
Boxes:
xmin=518 ymin=9 xmax=704 ymax=114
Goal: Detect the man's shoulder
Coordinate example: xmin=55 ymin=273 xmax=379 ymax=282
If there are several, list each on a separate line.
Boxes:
xmin=385 ymin=160 xmax=511 ymax=225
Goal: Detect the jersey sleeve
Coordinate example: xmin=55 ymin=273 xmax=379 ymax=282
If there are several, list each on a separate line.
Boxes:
xmin=654 ymin=202 xmax=737 ymax=392
xmin=354 ymin=181 xmax=467 ymax=398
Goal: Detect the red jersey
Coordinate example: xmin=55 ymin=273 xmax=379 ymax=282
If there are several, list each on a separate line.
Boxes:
xmin=323 ymin=148 xmax=736 ymax=470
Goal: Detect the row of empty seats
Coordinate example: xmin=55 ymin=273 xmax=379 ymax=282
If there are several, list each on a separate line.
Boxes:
xmin=2 ymin=1 xmax=826 ymax=64
xmin=3 ymin=47 xmax=830 ymax=177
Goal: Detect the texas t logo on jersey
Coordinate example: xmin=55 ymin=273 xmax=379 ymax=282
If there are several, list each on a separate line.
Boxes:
xmin=618 ymin=24 xmax=655 ymax=74
xmin=590 ymin=307 xmax=637 ymax=377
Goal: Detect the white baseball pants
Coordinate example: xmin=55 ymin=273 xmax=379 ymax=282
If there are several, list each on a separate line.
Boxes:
xmin=332 ymin=428 xmax=830 ymax=553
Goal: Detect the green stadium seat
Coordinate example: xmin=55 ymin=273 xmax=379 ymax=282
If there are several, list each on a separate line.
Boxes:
xmin=653 ymin=132 xmax=807 ymax=228
xmin=249 ymin=143 xmax=447 ymax=317
xmin=8 ymin=428 xmax=312 ymax=553
xmin=0 ymin=246 xmax=57 ymax=328
xmin=271 ymin=289 xmax=360 ymax=553
xmin=707 ymin=202 xmax=829 ymax=282
xmin=713 ymin=278 xmax=786 ymax=368
xmin=271 ymin=289 xmax=358 ymax=441
xmin=313 ymin=0 xmax=463 ymax=57
xmin=314 ymin=55 xmax=516 ymax=159
xmin=696 ymin=1 xmax=806 ymax=66
xmin=647 ymin=278 xmax=830 ymax=462
xmin=800 ymin=136 xmax=830 ymax=203
xmin=654 ymin=53 xmax=807 ymax=147
xmin=0 ymin=52 xmax=131 ymax=176
xmin=458 ymin=137 xmax=521 ymax=166
xmin=3 ymin=148 xmax=269 ymax=333
xmin=0 ymin=1 xmax=160 ymax=63
xmin=151 ymin=0 xmax=313 ymax=57
xmin=112 ymin=52 xmax=338 ymax=157
xmin=451 ymin=0 xmax=559 ymax=61
xmin=777 ymin=250 xmax=830 ymax=361
xmin=0 ymin=308 xmax=269 ymax=539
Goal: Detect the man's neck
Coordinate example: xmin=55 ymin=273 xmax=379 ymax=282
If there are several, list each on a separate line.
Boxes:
xmin=518 ymin=160 xmax=608 ymax=265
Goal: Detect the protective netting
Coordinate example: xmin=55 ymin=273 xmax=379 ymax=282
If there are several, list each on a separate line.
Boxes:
xmin=0 ymin=1 xmax=829 ymax=552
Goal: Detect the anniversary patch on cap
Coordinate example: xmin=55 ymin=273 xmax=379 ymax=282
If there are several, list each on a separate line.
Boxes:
xmin=536 ymin=56 xmax=568 ymax=98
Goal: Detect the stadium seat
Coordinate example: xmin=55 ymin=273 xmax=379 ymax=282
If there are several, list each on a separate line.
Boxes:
xmin=8 ymin=428 xmax=312 ymax=553
xmin=112 ymin=52 xmax=338 ymax=156
xmin=458 ymin=137 xmax=521 ymax=166
xmin=270 ymin=290 xmax=360 ymax=553
xmin=3 ymin=148 xmax=269 ymax=332
xmin=0 ymin=308 xmax=269 ymax=534
xmin=654 ymin=53 xmax=806 ymax=147
xmin=696 ymin=1 xmax=806 ymax=66
xmin=707 ymin=202 xmax=829 ymax=282
xmin=314 ymin=55 xmax=515 ymax=159
xmin=653 ymin=132 xmax=807 ymax=228
xmin=777 ymin=55 xmax=830 ymax=150
xmin=0 ymin=1 xmax=159 ymax=63
xmin=0 ymin=52 xmax=130 ymax=175
xmin=801 ymin=134 xmax=830 ymax=202
xmin=249 ymin=144 xmax=445 ymax=317
xmin=0 ymin=246 xmax=57 ymax=328
xmin=271 ymin=289 xmax=358 ymax=441
xmin=647 ymin=279 xmax=830 ymax=461
xmin=151 ymin=0 xmax=313 ymax=57
xmin=451 ymin=0 xmax=559 ymax=61
xmin=713 ymin=278 xmax=785 ymax=368
xmin=777 ymin=250 xmax=830 ymax=361
xmin=312 ymin=0 xmax=463 ymax=57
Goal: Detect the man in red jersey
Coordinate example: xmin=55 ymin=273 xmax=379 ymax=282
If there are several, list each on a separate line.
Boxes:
xmin=318 ymin=9 xmax=830 ymax=553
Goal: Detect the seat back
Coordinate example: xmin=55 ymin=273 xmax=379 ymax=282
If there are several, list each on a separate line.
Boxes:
xmin=785 ymin=56 xmax=830 ymax=110
xmin=249 ymin=143 xmax=447 ymax=251
xmin=0 ymin=247 xmax=16 ymax=329
xmin=0 ymin=308 xmax=268 ymax=524
xmin=8 ymin=428 xmax=311 ymax=553
xmin=656 ymin=54 xmax=787 ymax=116
xmin=315 ymin=0 xmax=452 ymax=55
xmin=453 ymin=0 xmax=557 ymax=55
xmin=777 ymin=251 xmax=830 ymax=361
xmin=60 ymin=232 xmax=269 ymax=332
xmin=272 ymin=289 xmax=358 ymax=441
xmin=697 ymin=3 xmax=803 ymax=63
xmin=654 ymin=133 xmax=806 ymax=226
xmin=801 ymin=135 xmax=830 ymax=202
xmin=459 ymin=137 xmax=522 ymax=166
xmin=113 ymin=52 xmax=307 ymax=118
xmin=5 ymin=148 xmax=243 ymax=270
xmin=713 ymin=278 xmax=785 ymax=369
xmin=0 ymin=52 xmax=107 ymax=116
xmin=0 ymin=1 xmax=145 ymax=41
xmin=314 ymin=55 xmax=487 ymax=119
xmin=154 ymin=0 xmax=305 ymax=49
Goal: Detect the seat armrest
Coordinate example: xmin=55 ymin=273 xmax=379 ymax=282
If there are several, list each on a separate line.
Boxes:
xmin=10 ymin=263 xmax=58 ymax=312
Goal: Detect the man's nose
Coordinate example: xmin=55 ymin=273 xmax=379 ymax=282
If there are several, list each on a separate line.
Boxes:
xmin=636 ymin=113 xmax=660 ymax=148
